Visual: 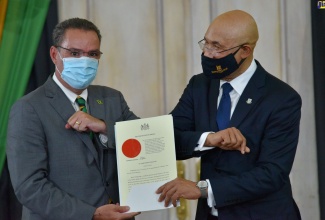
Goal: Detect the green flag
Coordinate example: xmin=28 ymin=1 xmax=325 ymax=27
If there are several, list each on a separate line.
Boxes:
xmin=0 ymin=0 xmax=50 ymax=175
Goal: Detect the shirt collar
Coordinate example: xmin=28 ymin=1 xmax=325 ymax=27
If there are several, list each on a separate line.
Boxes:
xmin=53 ymin=74 xmax=88 ymax=103
xmin=220 ymin=59 xmax=257 ymax=95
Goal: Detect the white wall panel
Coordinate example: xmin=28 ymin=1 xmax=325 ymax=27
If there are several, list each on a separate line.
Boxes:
xmin=91 ymin=0 xmax=164 ymax=118
xmin=210 ymin=0 xmax=282 ymax=79
xmin=58 ymin=0 xmax=89 ymax=20
xmin=284 ymin=1 xmax=319 ymax=219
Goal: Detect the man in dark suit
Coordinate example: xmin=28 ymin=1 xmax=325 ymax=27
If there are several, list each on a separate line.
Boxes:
xmin=6 ymin=18 xmax=140 ymax=220
xmin=157 ymin=10 xmax=301 ymax=220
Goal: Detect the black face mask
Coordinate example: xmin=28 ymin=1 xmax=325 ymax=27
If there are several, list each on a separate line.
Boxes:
xmin=201 ymin=47 xmax=245 ymax=79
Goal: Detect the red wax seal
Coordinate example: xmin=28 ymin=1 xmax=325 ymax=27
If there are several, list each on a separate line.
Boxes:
xmin=122 ymin=139 xmax=141 ymax=158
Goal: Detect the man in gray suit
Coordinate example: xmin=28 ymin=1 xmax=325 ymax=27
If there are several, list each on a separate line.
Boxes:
xmin=6 ymin=18 xmax=140 ymax=220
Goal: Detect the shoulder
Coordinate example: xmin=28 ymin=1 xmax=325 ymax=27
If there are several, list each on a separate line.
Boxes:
xmin=265 ymin=72 xmax=301 ymax=102
xmin=88 ymin=85 xmax=124 ymax=97
xmin=15 ymin=76 xmax=59 ymax=104
xmin=185 ymin=73 xmax=212 ymax=89
xmin=15 ymin=84 xmax=47 ymax=105
xmin=256 ymin=61 xmax=300 ymax=97
xmin=189 ymin=73 xmax=209 ymax=82
xmin=254 ymin=61 xmax=301 ymax=105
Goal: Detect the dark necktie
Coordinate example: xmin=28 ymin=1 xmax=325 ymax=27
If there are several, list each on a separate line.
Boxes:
xmin=216 ymin=83 xmax=233 ymax=130
xmin=76 ymin=96 xmax=93 ymax=139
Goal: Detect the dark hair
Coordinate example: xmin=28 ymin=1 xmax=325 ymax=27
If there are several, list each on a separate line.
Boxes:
xmin=52 ymin=18 xmax=102 ymax=46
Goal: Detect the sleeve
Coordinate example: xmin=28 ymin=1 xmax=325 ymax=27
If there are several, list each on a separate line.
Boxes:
xmin=118 ymin=91 xmax=139 ymax=121
xmin=171 ymin=76 xmax=207 ymax=160
xmin=206 ymin=179 xmax=216 ymax=207
xmin=104 ymin=91 xmax=139 ymax=149
xmin=194 ymin=132 xmax=214 ymax=151
xmin=211 ymin=90 xmax=302 ymax=208
xmin=6 ymin=100 xmax=96 ymax=220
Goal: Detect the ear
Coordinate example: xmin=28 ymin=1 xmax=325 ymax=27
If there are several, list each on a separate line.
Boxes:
xmin=50 ymin=46 xmax=58 ymax=64
xmin=240 ymin=45 xmax=252 ymax=59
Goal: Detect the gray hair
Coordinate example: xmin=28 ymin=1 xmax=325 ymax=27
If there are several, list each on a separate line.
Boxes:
xmin=52 ymin=17 xmax=102 ymax=46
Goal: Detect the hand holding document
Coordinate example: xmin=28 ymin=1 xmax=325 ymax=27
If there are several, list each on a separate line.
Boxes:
xmin=115 ymin=115 xmax=178 ymax=212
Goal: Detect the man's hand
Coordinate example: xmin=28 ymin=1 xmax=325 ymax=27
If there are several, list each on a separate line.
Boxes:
xmin=93 ymin=204 xmax=140 ymax=220
xmin=205 ymin=127 xmax=250 ymax=154
xmin=65 ymin=111 xmax=107 ymax=134
xmin=156 ymin=177 xmax=200 ymax=207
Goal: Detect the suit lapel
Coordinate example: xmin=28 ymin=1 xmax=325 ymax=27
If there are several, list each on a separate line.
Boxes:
xmin=230 ymin=63 xmax=266 ymax=128
xmin=44 ymin=77 xmax=100 ymax=166
xmin=208 ymin=79 xmax=220 ymax=131
xmin=44 ymin=77 xmax=75 ymax=124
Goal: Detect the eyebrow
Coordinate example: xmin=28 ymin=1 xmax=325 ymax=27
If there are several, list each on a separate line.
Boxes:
xmin=68 ymin=47 xmax=100 ymax=52
xmin=204 ymin=37 xmax=223 ymax=47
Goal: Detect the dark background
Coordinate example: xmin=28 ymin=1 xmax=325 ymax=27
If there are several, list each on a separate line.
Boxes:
xmin=312 ymin=0 xmax=325 ymax=219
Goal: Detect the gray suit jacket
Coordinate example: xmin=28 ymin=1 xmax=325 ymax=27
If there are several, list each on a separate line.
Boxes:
xmin=6 ymin=77 xmax=138 ymax=220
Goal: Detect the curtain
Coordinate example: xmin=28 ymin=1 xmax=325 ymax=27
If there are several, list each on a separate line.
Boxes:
xmin=0 ymin=1 xmax=51 ymax=219
xmin=0 ymin=0 xmax=8 ymax=43
xmin=25 ymin=0 xmax=58 ymax=94
xmin=311 ymin=0 xmax=325 ymax=218
xmin=0 ymin=0 xmax=50 ymax=175
xmin=0 ymin=0 xmax=8 ymax=175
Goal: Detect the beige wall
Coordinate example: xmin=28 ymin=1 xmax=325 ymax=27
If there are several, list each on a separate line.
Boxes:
xmin=58 ymin=0 xmax=319 ymax=219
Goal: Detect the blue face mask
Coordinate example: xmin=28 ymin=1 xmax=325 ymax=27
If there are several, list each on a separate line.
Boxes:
xmin=57 ymin=54 xmax=99 ymax=89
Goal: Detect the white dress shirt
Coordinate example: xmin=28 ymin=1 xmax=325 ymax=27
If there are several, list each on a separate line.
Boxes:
xmin=53 ymin=74 xmax=88 ymax=109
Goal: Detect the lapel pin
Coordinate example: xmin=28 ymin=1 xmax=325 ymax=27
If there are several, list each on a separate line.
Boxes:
xmin=246 ymin=98 xmax=252 ymax=104
xmin=96 ymin=99 xmax=103 ymax=104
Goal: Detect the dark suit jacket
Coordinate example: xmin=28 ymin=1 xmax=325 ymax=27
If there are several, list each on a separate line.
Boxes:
xmin=6 ymin=77 xmax=138 ymax=220
xmin=171 ymin=61 xmax=302 ymax=220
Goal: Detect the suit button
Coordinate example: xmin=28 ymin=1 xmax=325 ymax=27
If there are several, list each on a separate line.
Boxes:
xmin=106 ymin=182 xmax=109 ymax=187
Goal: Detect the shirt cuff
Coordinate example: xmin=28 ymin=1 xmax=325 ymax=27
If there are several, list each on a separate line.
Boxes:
xmin=206 ymin=179 xmax=216 ymax=207
xmin=194 ymin=132 xmax=215 ymax=151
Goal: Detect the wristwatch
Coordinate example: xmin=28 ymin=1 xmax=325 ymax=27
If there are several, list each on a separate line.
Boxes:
xmin=196 ymin=180 xmax=208 ymax=198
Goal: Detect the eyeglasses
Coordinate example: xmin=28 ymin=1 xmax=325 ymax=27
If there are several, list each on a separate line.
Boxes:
xmin=198 ymin=39 xmax=244 ymax=54
xmin=56 ymin=46 xmax=103 ymax=59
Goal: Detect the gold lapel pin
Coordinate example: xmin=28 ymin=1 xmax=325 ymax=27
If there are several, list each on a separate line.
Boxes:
xmin=96 ymin=99 xmax=103 ymax=104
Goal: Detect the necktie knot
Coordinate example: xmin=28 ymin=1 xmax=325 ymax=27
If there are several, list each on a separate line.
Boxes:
xmin=76 ymin=96 xmax=87 ymax=113
xmin=216 ymin=83 xmax=233 ymax=130
xmin=222 ymin=83 xmax=233 ymax=94
xmin=75 ymin=96 xmax=93 ymax=139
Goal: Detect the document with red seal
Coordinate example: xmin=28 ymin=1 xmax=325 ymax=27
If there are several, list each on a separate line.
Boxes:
xmin=115 ymin=115 xmax=178 ymax=212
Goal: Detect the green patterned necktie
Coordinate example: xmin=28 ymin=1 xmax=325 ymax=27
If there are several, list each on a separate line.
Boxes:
xmin=76 ymin=96 xmax=87 ymax=113
xmin=76 ymin=96 xmax=93 ymax=139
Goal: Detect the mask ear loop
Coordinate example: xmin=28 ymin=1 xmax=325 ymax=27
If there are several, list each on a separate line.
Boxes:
xmin=233 ymin=46 xmax=246 ymax=66
xmin=55 ymin=48 xmax=64 ymax=76
xmin=55 ymin=65 xmax=62 ymax=76
xmin=232 ymin=46 xmax=242 ymax=56
xmin=57 ymin=48 xmax=64 ymax=60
